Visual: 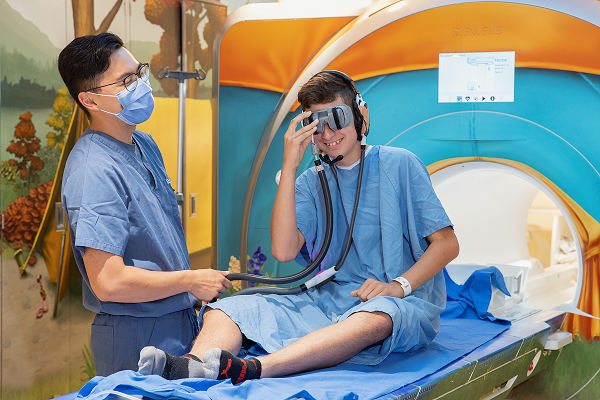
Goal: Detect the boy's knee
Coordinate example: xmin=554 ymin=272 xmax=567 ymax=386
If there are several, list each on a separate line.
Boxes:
xmin=354 ymin=311 xmax=393 ymax=340
xmin=201 ymin=308 xmax=241 ymax=334
xmin=371 ymin=311 xmax=393 ymax=338
xmin=203 ymin=307 xmax=231 ymax=323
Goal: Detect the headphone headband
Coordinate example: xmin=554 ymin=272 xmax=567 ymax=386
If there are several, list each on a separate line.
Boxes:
xmin=313 ymin=70 xmax=359 ymax=98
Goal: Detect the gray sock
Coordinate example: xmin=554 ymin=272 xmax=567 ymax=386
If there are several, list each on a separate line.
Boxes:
xmin=187 ymin=354 xmax=206 ymax=378
xmin=202 ymin=348 xmax=222 ymax=380
xmin=138 ymin=346 xmax=166 ymax=376
xmin=138 ymin=346 xmax=206 ymax=379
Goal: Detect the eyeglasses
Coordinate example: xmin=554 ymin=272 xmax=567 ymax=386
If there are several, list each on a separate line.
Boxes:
xmin=87 ymin=63 xmax=150 ymax=93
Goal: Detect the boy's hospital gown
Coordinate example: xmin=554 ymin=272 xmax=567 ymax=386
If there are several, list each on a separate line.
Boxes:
xmin=208 ymin=146 xmax=453 ymax=365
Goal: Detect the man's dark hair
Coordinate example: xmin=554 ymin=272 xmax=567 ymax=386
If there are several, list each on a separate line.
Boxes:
xmin=58 ymin=32 xmax=124 ymax=118
xmin=298 ymin=72 xmax=361 ymax=136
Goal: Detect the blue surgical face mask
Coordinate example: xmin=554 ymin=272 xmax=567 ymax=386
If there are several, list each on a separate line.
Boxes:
xmin=88 ymin=77 xmax=155 ymax=125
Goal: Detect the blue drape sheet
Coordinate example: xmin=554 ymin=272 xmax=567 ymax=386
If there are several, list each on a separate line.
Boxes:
xmin=75 ymin=267 xmax=511 ymax=400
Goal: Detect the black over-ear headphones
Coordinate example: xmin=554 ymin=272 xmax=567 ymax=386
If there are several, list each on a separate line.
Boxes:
xmin=310 ymin=70 xmax=370 ymax=141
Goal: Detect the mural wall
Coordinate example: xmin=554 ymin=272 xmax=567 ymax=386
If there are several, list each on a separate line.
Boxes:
xmin=0 ymin=0 xmax=225 ymax=398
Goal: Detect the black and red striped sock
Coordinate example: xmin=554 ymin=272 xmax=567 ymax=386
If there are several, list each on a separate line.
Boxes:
xmin=203 ymin=348 xmax=261 ymax=384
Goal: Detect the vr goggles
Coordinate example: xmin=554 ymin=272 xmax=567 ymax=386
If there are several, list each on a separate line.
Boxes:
xmin=301 ymin=104 xmax=353 ymax=134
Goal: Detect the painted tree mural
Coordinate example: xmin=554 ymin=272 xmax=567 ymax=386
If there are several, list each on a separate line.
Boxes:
xmin=145 ymin=0 xmax=226 ymax=98
xmin=1 ymin=112 xmax=53 ymax=274
xmin=1 ymin=181 xmax=53 ymax=267
xmin=46 ymin=88 xmax=73 ymax=151
xmin=0 ymin=0 xmax=126 ymax=274
xmin=72 ymin=0 xmax=131 ymax=37
xmin=184 ymin=0 xmax=226 ymax=98
xmin=71 ymin=0 xmax=225 ymax=97
xmin=6 ymin=112 xmax=44 ymax=188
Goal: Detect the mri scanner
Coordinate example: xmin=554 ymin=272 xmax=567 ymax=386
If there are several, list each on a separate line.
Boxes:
xmin=58 ymin=0 xmax=600 ymax=398
xmin=213 ymin=0 xmax=600 ymax=337
xmin=209 ymin=0 xmax=600 ymax=397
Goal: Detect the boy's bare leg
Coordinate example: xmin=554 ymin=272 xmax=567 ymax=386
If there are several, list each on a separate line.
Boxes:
xmin=190 ymin=308 xmax=244 ymax=359
xmin=138 ymin=307 xmax=243 ymax=378
xmin=259 ymin=310 xmax=393 ymax=378
xmin=140 ymin=309 xmax=393 ymax=382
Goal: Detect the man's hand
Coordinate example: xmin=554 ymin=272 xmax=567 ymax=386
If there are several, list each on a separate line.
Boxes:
xmin=350 ymin=278 xmax=404 ymax=302
xmin=83 ymin=247 xmax=233 ymax=304
xmin=189 ymin=269 xmax=232 ymax=302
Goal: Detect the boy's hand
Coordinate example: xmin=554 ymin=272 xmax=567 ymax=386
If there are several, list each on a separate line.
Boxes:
xmin=351 ymin=278 xmax=405 ymax=302
xmin=282 ymin=111 xmax=318 ymax=171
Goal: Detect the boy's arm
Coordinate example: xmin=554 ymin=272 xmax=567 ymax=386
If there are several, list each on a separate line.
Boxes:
xmin=351 ymin=226 xmax=458 ymax=301
xmin=270 ymin=111 xmax=319 ymax=262
xmin=399 ymin=226 xmax=459 ymax=292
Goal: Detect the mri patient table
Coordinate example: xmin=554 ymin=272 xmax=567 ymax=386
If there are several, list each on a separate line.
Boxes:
xmin=56 ymin=266 xmax=573 ymax=400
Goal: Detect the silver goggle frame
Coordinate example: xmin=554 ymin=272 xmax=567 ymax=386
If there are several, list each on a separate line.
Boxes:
xmin=301 ymin=104 xmax=353 ymax=134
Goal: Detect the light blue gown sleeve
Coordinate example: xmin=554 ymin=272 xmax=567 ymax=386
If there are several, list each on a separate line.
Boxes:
xmin=379 ymin=148 xmax=452 ymax=270
xmin=403 ymin=151 xmax=453 ymax=247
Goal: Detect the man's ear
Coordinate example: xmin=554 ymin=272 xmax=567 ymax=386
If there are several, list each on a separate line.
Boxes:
xmin=78 ymin=92 xmax=97 ymax=112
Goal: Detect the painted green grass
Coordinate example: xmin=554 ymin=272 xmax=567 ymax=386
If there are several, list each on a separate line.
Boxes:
xmin=508 ymin=335 xmax=600 ymax=399
xmin=81 ymin=340 xmax=96 ymax=381
xmin=2 ymin=370 xmax=85 ymax=400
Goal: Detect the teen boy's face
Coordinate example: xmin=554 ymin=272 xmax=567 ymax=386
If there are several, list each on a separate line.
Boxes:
xmin=306 ymin=97 xmax=361 ymax=167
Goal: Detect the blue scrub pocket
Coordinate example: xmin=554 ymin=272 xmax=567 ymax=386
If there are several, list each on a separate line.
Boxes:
xmin=146 ymin=309 xmax=199 ymax=356
xmin=90 ymin=324 xmax=114 ymax=377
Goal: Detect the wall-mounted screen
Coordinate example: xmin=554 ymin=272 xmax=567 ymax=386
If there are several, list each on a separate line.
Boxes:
xmin=439 ymin=51 xmax=515 ymax=103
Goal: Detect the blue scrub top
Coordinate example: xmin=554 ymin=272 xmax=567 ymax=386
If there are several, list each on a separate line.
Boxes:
xmin=62 ymin=129 xmax=195 ymax=317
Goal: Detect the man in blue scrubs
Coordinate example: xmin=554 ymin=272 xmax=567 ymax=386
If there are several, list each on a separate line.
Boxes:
xmin=58 ymin=32 xmax=231 ymax=376
xmin=139 ymin=71 xmax=459 ymax=383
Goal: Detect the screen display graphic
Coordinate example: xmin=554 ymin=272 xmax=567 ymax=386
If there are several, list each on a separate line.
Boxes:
xmin=439 ymin=51 xmax=515 ymax=103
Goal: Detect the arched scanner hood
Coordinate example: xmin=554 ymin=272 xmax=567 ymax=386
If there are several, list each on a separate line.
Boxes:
xmin=212 ymin=0 xmax=600 ymax=338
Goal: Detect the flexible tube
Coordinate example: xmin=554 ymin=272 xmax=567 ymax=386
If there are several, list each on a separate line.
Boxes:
xmin=229 ymin=285 xmax=303 ymax=296
xmin=228 ymin=158 xmax=333 ymax=294
xmin=229 ymin=146 xmax=365 ymax=296
xmin=333 ymin=146 xmax=365 ymax=271
xmin=309 ymin=146 xmax=365 ymax=290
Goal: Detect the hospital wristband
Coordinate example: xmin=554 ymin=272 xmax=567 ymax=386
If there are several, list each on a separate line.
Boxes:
xmin=392 ymin=276 xmax=412 ymax=298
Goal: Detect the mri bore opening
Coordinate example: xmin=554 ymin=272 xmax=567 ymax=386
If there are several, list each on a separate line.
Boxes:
xmin=431 ymin=162 xmax=580 ymax=311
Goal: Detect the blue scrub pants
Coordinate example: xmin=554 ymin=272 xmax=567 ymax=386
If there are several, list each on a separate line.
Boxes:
xmin=90 ymin=308 xmax=199 ymax=376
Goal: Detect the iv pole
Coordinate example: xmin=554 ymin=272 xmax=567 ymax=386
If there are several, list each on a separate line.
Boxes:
xmin=157 ymin=0 xmax=206 ymax=229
